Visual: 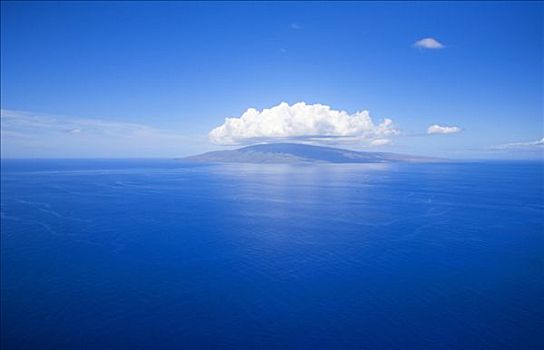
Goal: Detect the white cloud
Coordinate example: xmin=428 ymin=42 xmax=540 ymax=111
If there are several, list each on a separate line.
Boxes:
xmin=427 ymin=124 xmax=462 ymax=135
xmin=290 ymin=23 xmax=302 ymax=30
xmin=370 ymin=139 xmax=392 ymax=146
xmin=492 ymin=138 xmax=544 ymax=150
xmin=0 ymin=109 xmax=194 ymax=158
xmin=209 ymin=102 xmax=399 ymax=146
xmin=414 ymin=37 xmax=445 ymax=49
xmin=0 ymin=109 xmax=162 ymax=138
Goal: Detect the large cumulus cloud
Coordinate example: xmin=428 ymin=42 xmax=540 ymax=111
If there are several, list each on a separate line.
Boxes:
xmin=209 ymin=102 xmax=399 ymax=146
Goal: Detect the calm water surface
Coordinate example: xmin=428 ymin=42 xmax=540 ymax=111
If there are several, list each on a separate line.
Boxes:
xmin=1 ymin=160 xmax=543 ymax=349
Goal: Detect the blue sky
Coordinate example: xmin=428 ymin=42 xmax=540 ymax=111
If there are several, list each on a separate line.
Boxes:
xmin=1 ymin=1 xmax=542 ymax=158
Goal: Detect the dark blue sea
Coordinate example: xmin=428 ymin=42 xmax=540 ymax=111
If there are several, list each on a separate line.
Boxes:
xmin=1 ymin=160 xmax=543 ymax=349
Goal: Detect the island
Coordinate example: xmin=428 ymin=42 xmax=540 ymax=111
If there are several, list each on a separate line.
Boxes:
xmin=182 ymin=143 xmax=441 ymax=164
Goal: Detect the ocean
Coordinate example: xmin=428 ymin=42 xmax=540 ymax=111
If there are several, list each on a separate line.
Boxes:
xmin=1 ymin=159 xmax=543 ymax=349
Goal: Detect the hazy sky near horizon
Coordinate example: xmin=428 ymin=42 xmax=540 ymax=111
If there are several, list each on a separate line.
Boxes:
xmin=1 ymin=1 xmax=542 ymax=158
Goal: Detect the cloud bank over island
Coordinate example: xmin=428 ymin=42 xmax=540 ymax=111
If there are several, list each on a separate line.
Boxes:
xmin=209 ymin=102 xmax=399 ymax=146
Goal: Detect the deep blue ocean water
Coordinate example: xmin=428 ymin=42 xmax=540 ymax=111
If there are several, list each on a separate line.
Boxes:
xmin=1 ymin=159 xmax=543 ymax=349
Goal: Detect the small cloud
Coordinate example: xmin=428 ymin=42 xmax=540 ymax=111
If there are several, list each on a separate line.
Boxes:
xmin=414 ymin=37 xmax=445 ymax=49
xmin=65 ymin=128 xmax=82 ymax=134
xmin=209 ymin=102 xmax=399 ymax=146
xmin=492 ymin=138 xmax=544 ymax=150
xmin=427 ymin=124 xmax=461 ymax=135
xmin=290 ymin=23 xmax=302 ymax=30
xmin=370 ymin=139 xmax=392 ymax=146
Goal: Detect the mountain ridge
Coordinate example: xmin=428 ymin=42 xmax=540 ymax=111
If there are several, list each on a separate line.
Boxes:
xmin=182 ymin=143 xmax=442 ymax=164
